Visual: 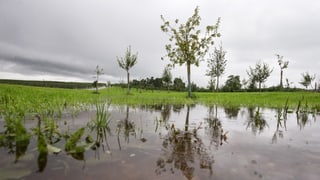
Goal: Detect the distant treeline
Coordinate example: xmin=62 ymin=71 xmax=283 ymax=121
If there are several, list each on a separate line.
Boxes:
xmin=0 ymin=79 xmax=106 ymax=89
xmin=112 ymin=76 xmax=308 ymax=92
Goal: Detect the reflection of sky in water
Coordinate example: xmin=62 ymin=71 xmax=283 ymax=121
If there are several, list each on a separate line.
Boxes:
xmin=0 ymin=104 xmax=319 ymax=179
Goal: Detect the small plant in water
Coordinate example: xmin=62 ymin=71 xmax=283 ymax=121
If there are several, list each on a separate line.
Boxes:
xmin=87 ymin=102 xmax=111 ymax=153
xmin=87 ymin=102 xmax=111 ymax=131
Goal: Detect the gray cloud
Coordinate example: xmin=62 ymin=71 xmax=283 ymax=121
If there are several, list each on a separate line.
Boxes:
xmin=0 ymin=0 xmax=319 ymax=87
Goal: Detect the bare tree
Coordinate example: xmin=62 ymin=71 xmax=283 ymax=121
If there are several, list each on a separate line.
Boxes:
xmin=276 ymin=54 xmax=289 ymax=89
xmin=299 ymin=72 xmax=315 ymax=89
xmin=94 ymin=65 xmax=103 ymax=93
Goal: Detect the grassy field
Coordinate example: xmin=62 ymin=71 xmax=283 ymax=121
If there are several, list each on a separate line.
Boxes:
xmin=1 ymin=84 xmax=320 ymax=110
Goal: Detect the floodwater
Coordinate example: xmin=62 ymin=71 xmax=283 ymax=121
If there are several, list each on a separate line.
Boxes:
xmin=1 ymin=104 xmax=320 ymax=180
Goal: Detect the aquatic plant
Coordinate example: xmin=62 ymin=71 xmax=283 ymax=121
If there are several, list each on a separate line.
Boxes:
xmin=87 ymin=102 xmax=112 ymax=155
xmin=64 ymin=127 xmax=86 ymax=153
xmin=87 ymin=102 xmax=111 ymax=131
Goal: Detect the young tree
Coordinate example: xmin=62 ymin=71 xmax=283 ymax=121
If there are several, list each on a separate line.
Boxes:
xmin=207 ymin=78 xmax=216 ymax=92
xmin=161 ymin=6 xmax=221 ymax=97
xmin=117 ymin=46 xmax=138 ymax=94
xmin=222 ymin=75 xmax=241 ymax=92
xmin=276 ymin=54 xmax=289 ymax=89
xmin=162 ymin=66 xmax=172 ymax=92
xmin=173 ymin=77 xmax=186 ymax=91
xmin=206 ymin=45 xmax=227 ymax=91
xmin=94 ymin=65 xmax=103 ymax=93
xmin=299 ymin=72 xmax=315 ymax=89
xmin=247 ymin=61 xmax=273 ymax=92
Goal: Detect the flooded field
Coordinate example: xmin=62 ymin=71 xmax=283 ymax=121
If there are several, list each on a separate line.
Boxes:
xmin=1 ymin=104 xmax=320 ymax=180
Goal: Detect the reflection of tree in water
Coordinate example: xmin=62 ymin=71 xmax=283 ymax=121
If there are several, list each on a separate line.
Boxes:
xmin=296 ymin=111 xmax=310 ymax=130
xmin=245 ymin=107 xmax=268 ymax=135
xmin=205 ymin=105 xmax=228 ymax=148
xmin=116 ymin=105 xmax=136 ymax=150
xmin=224 ymin=106 xmax=240 ymax=119
xmin=272 ymin=108 xmax=287 ymax=144
xmin=173 ymin=104 xmax=185 ymax=113
xmin=161 ymin=104 xmax=171 ymax=122
xmin=156 ymin=106 xmax=214 ymax=180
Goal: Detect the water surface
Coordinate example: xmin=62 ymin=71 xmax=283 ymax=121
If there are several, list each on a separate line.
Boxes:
xmin=0 ymin=104 xmax=319 ymax=180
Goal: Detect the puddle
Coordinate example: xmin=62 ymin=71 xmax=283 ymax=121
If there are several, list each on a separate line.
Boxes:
xmin=0 ymin=104 xmax=320 ymax=179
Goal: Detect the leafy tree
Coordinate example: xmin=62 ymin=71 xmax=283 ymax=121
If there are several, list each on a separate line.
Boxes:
xmin=117 ymin=46 xmax=138 ymax=94
xmin=206 ymin=45 xmax=227 ymax=91
xmin=153 ymin=78 xmax=163 ymax=89
xmin=276 ymin=54 xmax=289 ymax=89
xmin=161 ymin=6 xmax=221 ymax=97
xmin=191 ymin=82 xmax=199 ymax=92
xmin=94 ymin=65 xmax=103 ymax=93
xmin=247 ymin=61 xmax=273 ymax=92
xmin=241 ymin=78 xmax=249 ymax=90
xmin=207 ymin=78 xmax=216 ymax=92
xmin=173 ymin=77 xmax=186 ymax=91
xmin=299 ymin=72 xmax=315 ymax=89
xmin=162 ymin=66 xmax=172 ymax=92
xmin=222 ymin=75 xmax=241 ymax=92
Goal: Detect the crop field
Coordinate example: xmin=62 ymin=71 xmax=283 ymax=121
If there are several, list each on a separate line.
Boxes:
xmin=1 ymin=84 xmax=320 ymax=110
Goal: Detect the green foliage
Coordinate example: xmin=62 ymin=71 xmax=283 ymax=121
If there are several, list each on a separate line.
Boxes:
xmin=92 ymin=103 xmax=110 ymax=128
xmin=87 ymin=102 xmax=111 ymax=135
xmin=65 ymin=127 xmax=85 ymax=152
xmin=206 ymin=45 xmax=227 ymax=91
xmin=173 ymin=78 xmax=186 ymax=92
xmin=161 ymin=6 xmax=221 ymax=97
xmin=247 ymin=61 xmax=273 ymax=91
xmin=162 ymin=66 xmax=172 ymax=92
xmin=117 ymin=46 xmax=138 ymax=94
xmin=222 ymin=75 xmax=241 ymax=92
xmin=1 ymin=84 xmax=320 ymax=111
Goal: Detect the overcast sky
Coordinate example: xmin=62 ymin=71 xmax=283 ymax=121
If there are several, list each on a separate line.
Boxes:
xmin=0 ymin=0 xmax=319 ymax=88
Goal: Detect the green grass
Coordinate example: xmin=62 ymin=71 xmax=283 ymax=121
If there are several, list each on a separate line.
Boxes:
xmin=1 ymin=84 xmax=320 ymax=112
xmin=100 ymin=87 xmax=320 ymax=109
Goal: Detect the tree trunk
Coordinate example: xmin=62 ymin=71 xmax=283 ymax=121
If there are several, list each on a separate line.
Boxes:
xmin=216 ymin=76 xmax=220 ymax=92
xmin=259 ymin=82 xmax=261 ymax=92
xmin=280 ymin=70 xmax=283 ymax=89
xmin=211 ymin=78 xmax=215 ymax=92
xmin=187 ymin=62 xmax=191 ymax=98
xmin=127 ymin=71 xmax=130 ymax=94
xmin=96 ymin=75 xmax=99 ymax=93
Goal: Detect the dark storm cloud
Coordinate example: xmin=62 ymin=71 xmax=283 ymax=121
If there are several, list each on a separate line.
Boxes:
xmin=0 ymin=54 xmax=87 ymax=77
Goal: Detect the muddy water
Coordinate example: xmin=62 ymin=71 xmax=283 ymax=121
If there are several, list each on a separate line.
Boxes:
xmin=1 ymin=105 xmax=320 ymax=180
